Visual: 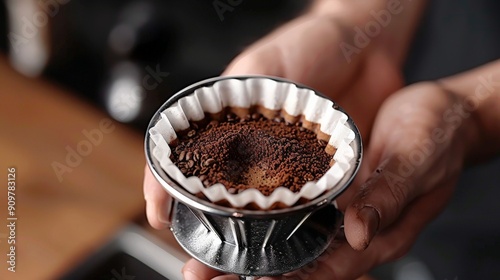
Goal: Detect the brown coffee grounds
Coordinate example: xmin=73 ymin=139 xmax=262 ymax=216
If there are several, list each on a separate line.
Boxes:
xmin=170 ymin=112 xmax=332 ymax=196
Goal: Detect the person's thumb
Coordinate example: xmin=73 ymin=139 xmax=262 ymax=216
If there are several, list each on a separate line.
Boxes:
xmin=222 ymin=42 xmax=285 ymax=77
xmin=343 ymin=155 xmax=423 ymax=251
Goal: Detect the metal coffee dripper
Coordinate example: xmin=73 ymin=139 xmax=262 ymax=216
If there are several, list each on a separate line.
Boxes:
xmin=145 ymin=76 xmax=363 ymax=278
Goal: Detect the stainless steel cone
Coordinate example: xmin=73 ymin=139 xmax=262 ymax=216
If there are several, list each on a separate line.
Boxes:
xmin=145 ymin=76 xmax=363 ymax=277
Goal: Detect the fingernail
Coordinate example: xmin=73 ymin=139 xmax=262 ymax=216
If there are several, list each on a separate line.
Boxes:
xmin=183 ymin=270 xmax=203 ymax=280
xmin=157 ymin=213 xmax=169 ymax=228
xmin=157 ymin=199 xmax=172 ymax=228
xmin=357 ymin=206 xmax=380 ymax=249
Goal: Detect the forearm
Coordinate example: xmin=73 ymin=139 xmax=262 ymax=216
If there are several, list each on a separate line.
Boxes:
xmin=439 ymin=60 xmax=500 ymax=162
xmin=309 ymin=0 xmax=429 ymax=65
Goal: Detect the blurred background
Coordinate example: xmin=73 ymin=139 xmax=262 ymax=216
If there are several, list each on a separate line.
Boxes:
xmin=0 ymin=0 xmax=499 ymax=279
xmin=1 ymin=0 xmax=307 ymax=129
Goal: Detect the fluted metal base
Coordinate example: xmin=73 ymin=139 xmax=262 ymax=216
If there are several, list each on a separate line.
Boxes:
xmin=171 ymin=201 xmax=342 ymax=277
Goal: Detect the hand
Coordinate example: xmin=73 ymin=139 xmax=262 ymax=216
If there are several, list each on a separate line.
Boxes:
xmin=144 ymin=3 xmax=427 ymax=278
xmin=327 ymin=82 xmax=469 ymax=278
xmin=179 ymin=81 xmax=473 ymax=279
xmin=144 ymin=0 xmax=407 ymax=232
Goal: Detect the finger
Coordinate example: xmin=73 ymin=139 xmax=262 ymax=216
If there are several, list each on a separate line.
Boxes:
xmin=182 ymin=258 xmax=225 ymax=280
xmin=222 ymin=42 xmax=285 ymax=77
xmin=343 ymin=155 xmax=423 ymax=251
xmin=365 ymin=182 xmax=455 ymax=264
xmin=143 ymin=165 xmax=171 ymax=229
xmin=292 ymin=184 xmax=454 ymax=280
xmin=335 ymin=150 xmax=377 ymax=212
xmin=337 ymin=48 xmax=403 ymax=139
xmin=222 ymin=16 xmax=363 ymax=98
xmin=343 ymin=82 xmax=459 ymax=250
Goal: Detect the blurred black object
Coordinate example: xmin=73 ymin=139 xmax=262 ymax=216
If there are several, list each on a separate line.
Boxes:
xmin=0 ymin=0 xmax=8 ymax=53
xmin=404 ymin=0 xmax=500 ymax=83
xmin=41 ymin=0 xmax=308 ymax=129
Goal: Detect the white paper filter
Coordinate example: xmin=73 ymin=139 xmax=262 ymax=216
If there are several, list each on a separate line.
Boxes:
xmin=149 ymin=77 xmax=357 ymax=209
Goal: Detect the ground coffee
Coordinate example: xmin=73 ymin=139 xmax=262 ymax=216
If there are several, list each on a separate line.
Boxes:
xmin=170 ymin=112 xmax=332 ymax=196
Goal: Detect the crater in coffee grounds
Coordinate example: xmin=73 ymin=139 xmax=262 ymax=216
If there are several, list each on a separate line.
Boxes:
xmin=170 ymin=111 xmax=333 ymax=196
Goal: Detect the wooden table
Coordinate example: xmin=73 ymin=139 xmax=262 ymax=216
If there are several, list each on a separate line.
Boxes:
xmin=0 ymin=55 xmax=157 ymax=279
